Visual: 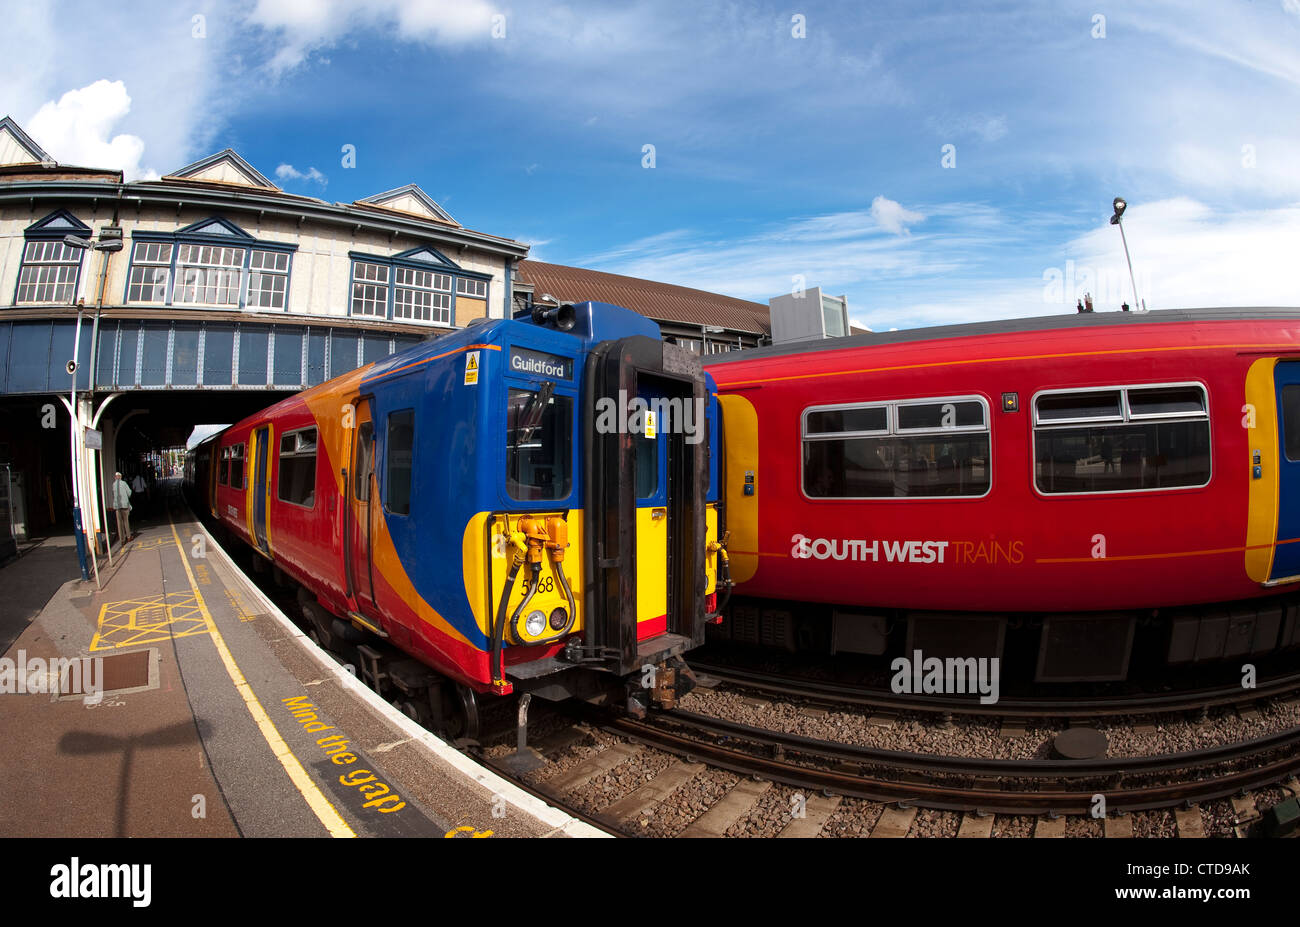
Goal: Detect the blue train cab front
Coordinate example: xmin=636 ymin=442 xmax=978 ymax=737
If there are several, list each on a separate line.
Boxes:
xmin=347 ymin=299 xmax=723 ymax=715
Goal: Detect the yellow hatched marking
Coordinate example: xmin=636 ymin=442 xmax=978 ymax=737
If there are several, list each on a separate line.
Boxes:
xmin=90 ymin=592 xmax=211 ymax=651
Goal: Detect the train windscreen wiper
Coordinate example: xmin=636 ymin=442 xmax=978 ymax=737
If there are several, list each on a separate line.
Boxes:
xmin=515 ymin=380 xmax=555 ymax=448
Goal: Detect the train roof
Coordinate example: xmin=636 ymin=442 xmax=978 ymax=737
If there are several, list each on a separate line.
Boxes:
xmin=703 ymin=306 xmax=1300 ymax=365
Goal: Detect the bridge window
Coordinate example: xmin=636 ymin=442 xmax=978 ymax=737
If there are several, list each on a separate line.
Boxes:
xmin=456 ymin=277 xmax=487 ymax=299
xmin=124 ymin=218 xmax=296 ymax=310
xmin=16 ymin=240 xmax=82 ymax=304
xmin=351 ymin=261 xmax=389 ymax=318
xmin=393 ymin=268 xmax=452 ymax=324
xmin=247 ymin=250 xmax=290 ymax=309
xmin=277 ymin=428 xmax=317 ymax=507
xmin=126 ymin=242 xmax=173 ymax=304
xmin=1033 ymin=384 xmax=1210 ymax=494
xmin=348 ymin=248 xmax=486 ymax=326
xmin=174 ymin=245 xmax=245 ymax=306
xmin=802 ymin=397 xmax=991 ymax=498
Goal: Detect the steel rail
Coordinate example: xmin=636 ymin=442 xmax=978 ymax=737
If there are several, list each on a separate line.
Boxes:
xmin=597 ymin=710 xmax=1300 ymax=816
xmin=689 ymin=660 xmax=1300 ymax=719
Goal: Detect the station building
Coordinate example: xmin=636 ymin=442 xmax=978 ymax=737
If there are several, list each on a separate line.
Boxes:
xmin=0 ymin=114 xmax=774 ymax=551
xmin=0 ymin=114 xmax=527 ymax=542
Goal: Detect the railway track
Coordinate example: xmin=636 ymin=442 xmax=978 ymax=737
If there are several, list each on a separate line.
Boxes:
xmin=687 ymin=659 xmax=1300 ymax=720
xmin=486 ymin=704 xmax=1300 ymax=837
xmin=197 ymin=489 xmax=1299 ymax=837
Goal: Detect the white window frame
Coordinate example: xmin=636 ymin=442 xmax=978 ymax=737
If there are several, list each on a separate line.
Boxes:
xmin=800 ymin=394 xmax=992 ymax=501
xmin=1030 ymin=381 xmax=1212 ymax=497
xmin=15 ymin=240 xmax=83 ymax=304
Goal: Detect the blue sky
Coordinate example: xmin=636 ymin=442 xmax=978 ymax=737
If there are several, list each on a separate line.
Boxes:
xmin=5 ymin=0 xmax=1300 ymax=330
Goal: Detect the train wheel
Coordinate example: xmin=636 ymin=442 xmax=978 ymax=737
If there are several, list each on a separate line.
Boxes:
xmin=441 ymin=684 xmax=481 ymax=744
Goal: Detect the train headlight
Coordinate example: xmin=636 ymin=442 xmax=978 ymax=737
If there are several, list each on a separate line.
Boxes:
xmin=549 ymin=607 xmax=568 ymax=631
xmin=525 ymin=610 xmax=547 ymax=638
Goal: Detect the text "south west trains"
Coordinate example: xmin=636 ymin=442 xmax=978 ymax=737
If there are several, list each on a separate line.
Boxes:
xmin=791 ymin=535 xmax=1025 ymax=564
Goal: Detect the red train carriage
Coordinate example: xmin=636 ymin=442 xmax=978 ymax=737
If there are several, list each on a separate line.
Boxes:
xmin=188 ymin=301 xmax=722 ymax=734
xmin=706 ymin=308 xmax=1300 ymax=682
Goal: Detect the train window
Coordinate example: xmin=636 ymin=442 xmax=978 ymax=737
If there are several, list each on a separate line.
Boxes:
xmin=229 ymin=443 xmax=245 ymax=490
xmin=635 ymin=431 xmax=658 ymax=499
xmin=1033 ymin=384 xmax=1210 ymax=494
xmin=386 ymin=410 xmax=415 ymax=515
xmin=506 ymin=386 xmax=573 ymax=501
xmin=896 ymin=400 xmax=986 ymax=432
xmin=802 ymin=397 xmax=991 ymax=499
xmin=1035 ymin=391 xmax=1123 ymax=424
xmin=1127 ymin=386 xmax=1206 ymax=419
xmin=219 ymin=447 xmax=230 ymax=486
xmin=354 ymin=422 xmax=374 ymax=501
xmin=277 ymin=428 xmax=317 ymax=508
xmin=805 ymin=406 xmax=887 ymax=435
xmin=1282 ymin=385 xmax=1300 ymax=462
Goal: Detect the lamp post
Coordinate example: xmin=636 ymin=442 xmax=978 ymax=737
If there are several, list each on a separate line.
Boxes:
xmin=701 ymin=324 xmax=725 ymax=355
xmin=1109 ymin=197 xmax=1142 ymax=312
xmin=61 ymin=230 xmax=123 ymax=581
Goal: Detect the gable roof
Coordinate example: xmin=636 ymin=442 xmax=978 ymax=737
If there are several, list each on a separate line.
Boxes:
xmin=165 ymin=148 xmax=277 ymax=190
xmin=517 ymin=260 xmax=771 ymax=335
xmin=0 ymin=116 xmax=52 ymax=165
xmin=354 ymin=184 xmax=457 ymax=225
xmin=26 ymin=209 xmax=91 ymax=237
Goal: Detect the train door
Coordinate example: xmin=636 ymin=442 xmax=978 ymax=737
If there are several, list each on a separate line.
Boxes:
xmin=582 ymin=337 xmax=709 ymax=676
xmin=1271 ymin=362 xmax=1300 ymax=581
xmin=634 ymin=384 xmax=673 ymax=640
xmin=345 ymin=399 xmax=378 ymax=615
xmin=250 ymin=425 xmax=271 ymax=555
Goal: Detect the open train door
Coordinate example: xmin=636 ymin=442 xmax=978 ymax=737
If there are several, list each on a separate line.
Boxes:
xmin=577 ymin=335 xmax=709 ymax=697
xmin=249 ymin=424 xmax=272 ymax=556
xmin=344 ymin=397 xmax=379 ymax=619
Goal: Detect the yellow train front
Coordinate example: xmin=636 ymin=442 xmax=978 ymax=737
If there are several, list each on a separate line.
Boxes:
xmin=189 ymin=299 xmax=722 ymax=732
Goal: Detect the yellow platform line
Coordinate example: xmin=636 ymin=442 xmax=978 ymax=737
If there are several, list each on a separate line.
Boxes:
xmin=166 ymin=519 xmax=356 ymax=838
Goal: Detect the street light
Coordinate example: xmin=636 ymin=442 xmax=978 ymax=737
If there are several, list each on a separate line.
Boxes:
xmin=61 ymin=230 xmax=123 ymax=582
xmin=1109 ymin=197 xmax=1142 ymax=312
xmin=702 ymin=324 xmax=725 ymax=355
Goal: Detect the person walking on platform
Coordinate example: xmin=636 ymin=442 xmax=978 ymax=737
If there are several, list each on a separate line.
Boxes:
xmin=110 ymin=471 xmax=133 ymax=544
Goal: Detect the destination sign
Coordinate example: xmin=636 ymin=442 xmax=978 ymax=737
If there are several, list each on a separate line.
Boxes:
xmin=509 ymin=347 xmax=573 ymax=380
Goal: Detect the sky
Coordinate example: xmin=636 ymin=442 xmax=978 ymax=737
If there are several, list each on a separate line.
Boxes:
xmin=3 ymin=0 xmax=1299 ymax=333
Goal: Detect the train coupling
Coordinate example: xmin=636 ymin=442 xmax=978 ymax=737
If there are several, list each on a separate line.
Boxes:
xmin=626 ymin=656 xmax=698 ymax=718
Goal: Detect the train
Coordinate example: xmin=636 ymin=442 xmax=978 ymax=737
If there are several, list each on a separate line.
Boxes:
xmin=705 ymin=307 xmax=1300 ymax=683
xmin=186 ymin=300 xmax=724 ymax=737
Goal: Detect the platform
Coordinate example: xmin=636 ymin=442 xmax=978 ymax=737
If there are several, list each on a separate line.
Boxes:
xmin=0 ymin=484 xmax=602 ymax=838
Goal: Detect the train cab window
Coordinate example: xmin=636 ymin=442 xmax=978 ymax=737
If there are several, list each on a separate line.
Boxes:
xmin=506 ymin=385 xmax=573 ymax=501
xmin=229 ymin=443 xmax=246 ymax=490
xmin=1033 ymin=384 xmax=1210 ymax=494
xmin=219 ymin=447 xmax=230 ymax=485
xmin=277 ymin=428 xmax=317 ymax=508
xmin=386 ymin=410 xmax=415 ymax=515
xmin=803 ymin=397 xmax=991 ymax=499
xmin=354 ymin=422 xmax=374 ymax=500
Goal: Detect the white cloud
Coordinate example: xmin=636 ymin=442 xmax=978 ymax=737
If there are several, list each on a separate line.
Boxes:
xmin=27 ymin=80 xmax=151 ymax=179
xmin=275 ymin=163 xmax=327 ymax=185
xmin=246 ymin=0 xmax=501 ymax=72
xmin=870 ymin=196 xmax=925 ymax=236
